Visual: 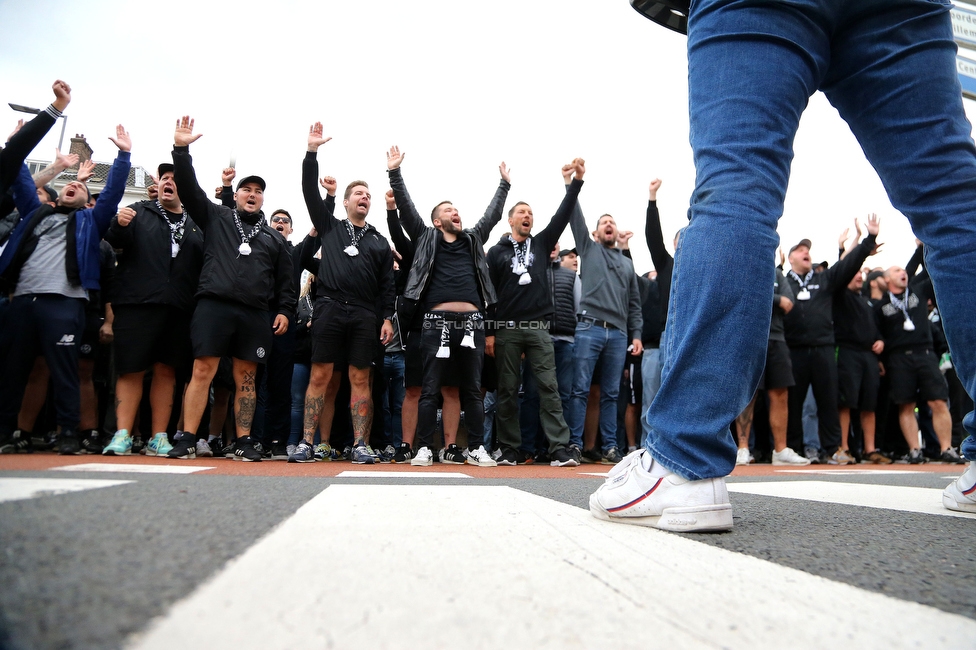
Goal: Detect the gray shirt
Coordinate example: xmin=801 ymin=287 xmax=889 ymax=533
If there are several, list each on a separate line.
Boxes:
xmin=14 ymin=212 xmax=88 ymax=299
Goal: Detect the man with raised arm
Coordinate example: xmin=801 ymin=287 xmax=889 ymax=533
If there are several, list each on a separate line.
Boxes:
xmin=0 ymin=81 xmax=71 ymax=199
xmin=0 ymin=124 xmax=131 ymax=455
xmin=288 ymin=122 xmax=395 ymax=464
xmin=386 ymin=145 xmax=509 ymax=468
xmin=99 ymin=163 xmax=205 ymax=457
xmin=564 ymin=169 xmax=643 ymax=466
xmin=165 ymin=116 xmax=295 ymax=462
xmin=486 ymin=159 xmax=586 ymax=468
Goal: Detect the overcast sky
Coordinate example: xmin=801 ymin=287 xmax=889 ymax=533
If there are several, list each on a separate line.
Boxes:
xmin=3 ymin=0 xmax=974 ymax=273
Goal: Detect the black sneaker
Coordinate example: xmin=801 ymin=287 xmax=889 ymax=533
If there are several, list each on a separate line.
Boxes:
xmin=441 ymin=444 xmax=466 ymax=465
xmin=568 ymin=444 xmax=583 ymax=465
xmin=601 ymin=447 xmax=624 ymax=465
xmin=515 ymin=449 xmax=536 ymax=465
xmin=58 ymin=430 xmax=81 ymax=455
xmin=79 ymin=430 xmax=103 ymax=455
xmin=252 ymin=441 xmax=270 ymax=459
xmin=392 ymin=443 xmax=413 ymax=463
xmin=550 ymin=446 xmax=580 ymax=467
xmin=233 ymin=436 xmax=262 ymax=462
xmin=908 ymin=448 xmax=927 ymax=464
xmin=131 ymin=436 xmax=145 ymax=455
xmin=939 ymin=447 xmax=966 ymax=464
xmin=0 ymin=429 xmax=33 ymax=454
xmin=496 ymin=447 xmax=518 ymax=466
xmin=270 ymin=441 xmax=289 ymax=461
xmin=581 ymin=447 xmax=602 ymax=464
xmin=534 ymin=449 xmax=551 ymax=464
xmin=167 ymin=434 xmax=197 ymax=459
xmin=220 ymin=441 xmax=236 ymax=458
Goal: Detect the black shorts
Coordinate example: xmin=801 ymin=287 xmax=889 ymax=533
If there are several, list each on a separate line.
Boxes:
xmin=78 ymin=310 xmax=103 ymax=361
xmin=114 ymin=304 xmax=193 ymax=374
xmin=759 ymin=340 xmax=794 ymax=390
xmin=405 ymin=329 xmax=459 ymax=388
xmin=837 ymin=346 xmax=880 ymax=411
xmin=887 ymin=349 xmax=949 ymax=404
xmin=622 ymin=353 xmax=642 ymax=405
xmin=310 ymin=299 xmax=378 ymax=369
xmin=190 ymin=298 xmax=273 ymax=364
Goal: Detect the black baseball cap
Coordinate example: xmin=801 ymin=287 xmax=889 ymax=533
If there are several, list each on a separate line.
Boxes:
xmin=789 ymin=238 xmax=812 ymax=254
xmin=558 ymin=248 xmax=577 ymax=258
xmin=157 ymin=163 xmax=174 ymax=177
xmin=236 ymin=175 xmax=266 ymax=192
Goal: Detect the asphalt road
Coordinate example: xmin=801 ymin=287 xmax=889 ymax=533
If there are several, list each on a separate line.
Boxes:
xmin=0 ymin=456 xmax=973 ymax=649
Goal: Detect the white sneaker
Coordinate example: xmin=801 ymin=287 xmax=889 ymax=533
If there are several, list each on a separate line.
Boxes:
xmin=195 ymin=438 xmax=214 ymax=458
xmin=772 ymin=447 xmax=811 ymax=466
xmin=943 ymin=461 xmax=976 ymax=513
xmin=589 ymin=449 xmax=733 ymax=532
xmin=410 ymin=446 xmax=434 ymax=467
xmin=735 ymin=447 xmax=753 ymax=466
xmin=466 ymin=445 xmax=497 ymax=467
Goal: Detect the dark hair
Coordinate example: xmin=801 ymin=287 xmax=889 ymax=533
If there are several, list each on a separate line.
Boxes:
xmin=508 ymin=201 xmax=529 ymax=218
xmin=344 ymin=180 xmax=368 ymax=200
xmin=594 ymin=213 xmax=614 ymax=230
xmin=430 ymin=201 xmax=452 ymax=223
xmin=271 ymin=209 xmax=291 ymax=220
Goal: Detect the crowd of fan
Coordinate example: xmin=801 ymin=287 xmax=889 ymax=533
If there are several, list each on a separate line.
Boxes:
xmin=0 ymin=81 xmax=968 ymax=468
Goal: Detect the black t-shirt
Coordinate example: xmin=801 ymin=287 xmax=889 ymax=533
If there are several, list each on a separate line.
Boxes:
xmin=424 ymin=238 xmax=480 ymax=311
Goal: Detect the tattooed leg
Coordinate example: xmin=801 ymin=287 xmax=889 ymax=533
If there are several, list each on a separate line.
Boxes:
xmin=304 ymin=363 xmax=334 ymax=445
xmin=735 ymin=392 xmax=757 ymax=449
xmin=232 ymin=360 xmax=259 ymax=439
xmin=114 ymin=371 xmax=147 ymax=432
xmin=349 ymin=366 xmax=373 ymax=448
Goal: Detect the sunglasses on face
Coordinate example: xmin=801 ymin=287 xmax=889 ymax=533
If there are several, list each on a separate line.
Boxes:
xmin=271 ymin=216 xmax=291 ymax=224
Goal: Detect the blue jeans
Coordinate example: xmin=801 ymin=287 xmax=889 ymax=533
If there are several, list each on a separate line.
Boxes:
xmin=639 ymin=346 xmax=662 ymax=448
xmin=288 ymin=362 xmax=310 ymax=447
xmin=382 ymin=352 xmax=405 ymax=448
xmin=647 ymin=0 xmax=976 ymax=479
xmin=552 ymin=339 xmax=576 ymax=420
xmin=567 ymin=323 xmax=628 ymax=452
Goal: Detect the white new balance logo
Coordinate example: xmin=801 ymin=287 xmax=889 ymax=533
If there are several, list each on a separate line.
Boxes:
xmin=56 ymin=335 xmax=75 ymax=346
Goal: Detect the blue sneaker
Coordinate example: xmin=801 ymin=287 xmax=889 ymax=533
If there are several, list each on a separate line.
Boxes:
xmin=289 ymin=441 xmax=316 ymax=463
xmin=145 ymin=432 xmax=174 ymax=457
xmin=351 ymin=445 xmax=375 ymax=465
xmin=102 ymin=430 xmax=133 ymax=456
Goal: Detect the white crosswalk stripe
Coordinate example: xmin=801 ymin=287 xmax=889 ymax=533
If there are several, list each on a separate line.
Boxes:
xmin=130 ymin=484 xmax=976 ymax=649
xmin=0 ymin=477 xmax=133 ymax=503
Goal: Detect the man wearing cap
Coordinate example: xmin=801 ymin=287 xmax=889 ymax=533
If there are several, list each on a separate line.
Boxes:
xmin=99 ymin=162 xmax=205 ymax=457
xmin=783 ymin=215 xmax=880 ymax=464
xmin=0 ymin=124 xmax=131 ymax=455
xmin=288 ymin=123 xmax=394 ymax=464
xmin=165 ymin=116 xmax=295 ymax=462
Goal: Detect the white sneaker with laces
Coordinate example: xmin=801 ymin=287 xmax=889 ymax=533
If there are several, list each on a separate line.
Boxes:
xmin=589 ymin=449 xmax=733 ymax=532
xmin=410 ymin=446 xmax=434 ymax=467
xmin=772 ymin=446 xmax=811 ymax=466
xmin=465 ymin=445 xmax=498 ymax=467
xmin=943 ymin=461 xmax=976 ymax=513
xmin=735 ymin=447 xmax=752 ymax=466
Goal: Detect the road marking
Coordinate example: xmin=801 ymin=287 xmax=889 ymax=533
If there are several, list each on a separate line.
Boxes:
xmin=728 ymin=481 xmax=976 ymax=519
xmin=50 ymin=463 xmax=215 ymax=475
xmin=775 ymin=468 xmax=917 ymax=475
xmin=335 ymin=471 xmax=471 ymax=479
xmin=0 ymin=477 xmax=133 ymax=504
xmin=129 ymin=485 xmax=976 ymax=649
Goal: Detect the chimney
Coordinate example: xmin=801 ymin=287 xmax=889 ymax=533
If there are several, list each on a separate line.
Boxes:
xmin=68 ymin=134 xmax=92 ymax=169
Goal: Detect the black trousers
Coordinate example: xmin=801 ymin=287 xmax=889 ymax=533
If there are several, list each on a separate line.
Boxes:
xmin=254 ymin=316 xmax=296 ymax=447
xmin=787 ymin=344 xmax=841 ymax=455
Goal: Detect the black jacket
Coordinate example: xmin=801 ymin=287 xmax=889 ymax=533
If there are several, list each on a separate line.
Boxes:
xmin=486 ymin=179 xmax=582 ymax=326
xmin=783 ymin=234 xmax=876 ymax=347
xmin=302 ymin=151 xmax=395 ymax=319
xmin=172 ymin=146 xmax=295 ymax=316
xmin=388 ymin=166 xmax=510 ymax=314
xmin=105 ymin=200 xmax=204 ymax=311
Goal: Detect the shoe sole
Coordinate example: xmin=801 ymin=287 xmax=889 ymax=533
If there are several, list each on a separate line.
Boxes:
xmin=551 ymin=460 xmax=580 ymax=467
xmin=288 ymin=457 xmax=316 ymax=463
xmin=351 ymin=459 xmax=375 ymax=464
xmin=466 ymin=459 xmax=498 ymax=467
xmin=168 ymin=452 xmax=197 ymax=460
xmin=144 ymin=449 xmax=173 ymax=457
xmin=589 ymin=494 xmax=734 ymax=532
xmin=943 ymin=491 xmax=976 ymax=513
xmin=441 ymin=457 xmax=466 ymax=465
xmin=102 ymin=449 xmax=132 ymax=456
xmin=771 ymin=460 xmax=812 ymax=466
xmin=410 ymin=460 xmax=433 ymax=466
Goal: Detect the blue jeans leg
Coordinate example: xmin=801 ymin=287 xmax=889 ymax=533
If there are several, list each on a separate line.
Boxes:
xmin=598 ymin=328 xmax=628 ymax=452
xmin=289 ymin=362 xmax=310 ymax=447
xmin=552 ymin=339 xmax=576 ymax=419
xmin=639 ymin=347 xmax=662 ymax=448
xmin=383 ymin=352 xmax=405 ymax=447
xmin=567 ymin=323 xmax=604 ymax=449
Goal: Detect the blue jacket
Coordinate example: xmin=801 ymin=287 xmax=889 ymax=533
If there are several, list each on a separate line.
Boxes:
xmin=0 ymin=151 xmax=131 ymax=292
